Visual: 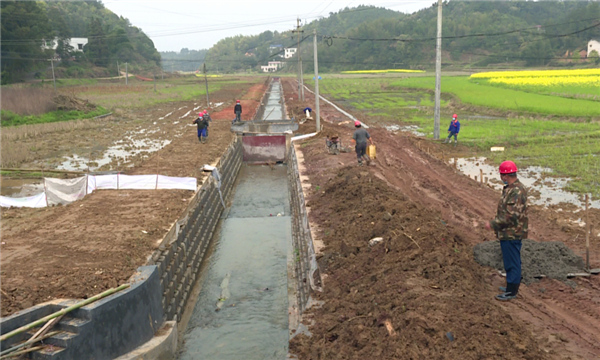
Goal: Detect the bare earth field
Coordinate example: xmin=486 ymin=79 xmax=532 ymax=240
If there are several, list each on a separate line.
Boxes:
xmin=1 ymin=76 xmax=599 ymax=360
xmin=0 ymin=78 xmax=268 ymax=316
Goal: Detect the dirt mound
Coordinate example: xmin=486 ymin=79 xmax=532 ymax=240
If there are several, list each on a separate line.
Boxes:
xmin=290 ymin=167 xmax=547 ymax=360
xmin=53 ymin=94 xmax=96 ymax=112
xmin=474 ymin=240 xmax=586 ymax=284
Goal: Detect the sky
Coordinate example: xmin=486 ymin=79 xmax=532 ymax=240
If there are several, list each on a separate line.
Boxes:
xmin=102 ymin=0 xmax=432 ymax=53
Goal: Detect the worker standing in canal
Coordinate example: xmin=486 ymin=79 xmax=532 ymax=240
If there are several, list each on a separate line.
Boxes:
xmin=192 ymin=112 xmax=209 ymax=144
xmin=234 ymin=100 xmax=242 ymax=123
xmin=351 ymin=120 xmax=373 ymax=166
xmin=485 ymin=160 xmax=528 ymax=301
xmin=444 ymin=114 xmax=460 ymax=146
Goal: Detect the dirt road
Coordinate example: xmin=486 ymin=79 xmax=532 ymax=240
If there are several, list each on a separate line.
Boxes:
xmin=282 ymin=78 xmax=600 ymax=359
xmin=0 ymin=78 xmax=268 ymax=317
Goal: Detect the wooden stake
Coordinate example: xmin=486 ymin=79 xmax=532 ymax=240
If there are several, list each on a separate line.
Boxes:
xmin=585 ymin=194 xmax=590 ymax=271
xmin=480 ymin=169 xmax=483 ymax=184
xmin=25 ymin=315 xmax=64 ymax=350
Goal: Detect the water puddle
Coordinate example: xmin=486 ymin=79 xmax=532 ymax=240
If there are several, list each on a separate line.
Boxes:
xmin=0 ymin=178 xmax=44 ymax=197
xmin=384 ymin=124 xmax=425 ymax=137
xmin=450 ymin=157 xmax=600 ymax=209
xmin=57 ymin=137 xmax=171 ymax=171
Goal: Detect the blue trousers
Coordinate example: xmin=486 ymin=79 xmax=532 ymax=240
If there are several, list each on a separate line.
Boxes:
xmin=500 ymin=240 xmax=522 ymax=285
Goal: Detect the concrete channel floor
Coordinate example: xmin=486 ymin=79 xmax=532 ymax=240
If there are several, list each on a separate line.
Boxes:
xmin=177 ymin=164 xmax=291 ymax=359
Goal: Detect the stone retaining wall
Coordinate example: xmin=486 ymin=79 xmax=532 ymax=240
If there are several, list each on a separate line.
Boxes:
xmin=147 ymin=138 xmax=243 ymax=321
xmin=287 ymin=145 xmax=322 ymax=313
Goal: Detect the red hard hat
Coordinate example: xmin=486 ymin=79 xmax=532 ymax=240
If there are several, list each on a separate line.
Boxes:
xmin=452 ymin=114 xmax=458 ymax=118
xmin=354 ymin=120 xmax=361 ymax=127
xmin=203 ymin=110 xmax=208 ymax=114
xmin=236 ymin=100 xmax=240 ymax=103
xmin=499 ymin=161 xmax=518 ymax=174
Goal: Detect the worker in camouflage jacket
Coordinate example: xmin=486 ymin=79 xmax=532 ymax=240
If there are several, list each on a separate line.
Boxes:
xmin=485 ymin=160 xmax=528 ymax=301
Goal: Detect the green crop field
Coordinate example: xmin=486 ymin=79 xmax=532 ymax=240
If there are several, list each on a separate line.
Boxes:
xmin=315 ymin=74 xmax=600 ymax=196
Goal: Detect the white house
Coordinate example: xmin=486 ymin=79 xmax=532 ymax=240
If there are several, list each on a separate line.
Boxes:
xmin=44 ymin=37 xmax=88 ymax=52
xmin=588 ymin=39 xmax=600 ymax=57
xmin=284 ymin=48 xmax=297 ymax=59
xmin=261 ymin=65 xmax=277 ymax=72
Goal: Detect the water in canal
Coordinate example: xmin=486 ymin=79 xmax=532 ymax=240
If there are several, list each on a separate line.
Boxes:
xmin=177 ymin=164 xmax=291 ymax=360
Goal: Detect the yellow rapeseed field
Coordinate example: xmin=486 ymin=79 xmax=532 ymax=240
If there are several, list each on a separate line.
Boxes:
xmin=471 ymin=68 xmax=600 ymax=79
xmin=471 ymin=68 xmax=600 ymax=87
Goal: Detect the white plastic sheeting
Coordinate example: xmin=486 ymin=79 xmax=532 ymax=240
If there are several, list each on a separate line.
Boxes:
xmin=46 ymin=176 xmax=88 ymax=205
xmin=1 ymin=174 xmax=197 ymax=208
xmin=0 ymin=192 xmax=47 ymax=208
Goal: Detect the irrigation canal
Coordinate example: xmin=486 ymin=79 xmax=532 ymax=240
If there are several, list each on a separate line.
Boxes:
xmin=177 ymin=80 xmax=292 ymax=359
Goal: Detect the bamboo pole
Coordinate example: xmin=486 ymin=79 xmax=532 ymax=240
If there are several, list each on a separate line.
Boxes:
xmin=0 ymin=331 xmax=61 ymax=357
xmin=0 ymin=284 xmax=129 ymax=342
xmin=0 ymin=346 xmax=44 ymax=359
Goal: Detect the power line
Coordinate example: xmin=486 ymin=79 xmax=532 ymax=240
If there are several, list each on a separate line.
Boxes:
xmin=317 ymin=17 xmax=600 ymax=43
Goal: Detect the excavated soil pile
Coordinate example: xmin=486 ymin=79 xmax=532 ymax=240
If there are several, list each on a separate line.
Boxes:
xmin=290 ymin=167 xmax=546 ymax=360
xmin=53 ymin=94 xmax=96 ymax=112
xmin=473 ymin=240 xmax=586 ymax=284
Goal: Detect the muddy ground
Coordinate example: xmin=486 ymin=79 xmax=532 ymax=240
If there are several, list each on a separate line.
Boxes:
xmin=1 ymin=75 xmax=599 ymax=359
xmin=0 ymin=78 xmax=268 ymax=316
xmin=281 ymin=78 xmax=600 ymax=359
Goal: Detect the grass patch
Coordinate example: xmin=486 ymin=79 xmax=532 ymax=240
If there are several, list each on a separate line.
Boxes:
xmin=389 ymin=76 xmax=600 ymax=117
xmin=317 ymin=75 xmax=600 ymax=196
xmin=1 ymin=107 xmax=108 ymax=127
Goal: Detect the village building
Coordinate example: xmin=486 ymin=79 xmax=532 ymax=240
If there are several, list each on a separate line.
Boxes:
xmin=284 ymin=48 xmax=297 ymax=59
xmin=588 ymin=39 xmax=600 ymax=57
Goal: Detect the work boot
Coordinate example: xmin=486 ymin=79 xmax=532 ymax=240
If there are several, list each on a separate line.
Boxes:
xmin=364 ymin=155 xmax=371 ymax=165
xmin=358 ymin=161 xmax=363 ymax=166
xmin=453 ymin=139 xmax=457 ymax=147
xmin=495 ymin=283 xmax=519 ymax=301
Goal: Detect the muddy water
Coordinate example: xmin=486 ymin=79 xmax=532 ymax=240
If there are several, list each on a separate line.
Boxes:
xmin=0 ymin=178 xmax=44 ymax=197
xmin=178 ymin=165 xmax=291 ymax=360
xmin=451 ymin=157 xmax=600 ymax=209
xmin=264 ymin=82 xmax=284 ymax=121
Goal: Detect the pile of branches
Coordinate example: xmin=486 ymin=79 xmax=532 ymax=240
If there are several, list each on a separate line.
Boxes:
xmin=53 ymin=95 xmax=96 ymax=112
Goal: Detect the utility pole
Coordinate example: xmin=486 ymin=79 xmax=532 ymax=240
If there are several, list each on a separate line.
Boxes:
xmin=313 ymin=29 xmax=320 ymax=133
xmin=292 ymin=18 xmax=305 ymax=101
xmin=433 ymin=0 xmax=442 ymax=140
xmin=117 ymin=61 xmax=120 ymax=76
xmin=125 ymin=62 xmax=128 ymax=85
xmin=153 ymin=71 xmax=157 ymax=92
xmin=48 ymin=58 xmax=56 ymax=91
xmin=203 ymin=63 xmax=210 ymax=107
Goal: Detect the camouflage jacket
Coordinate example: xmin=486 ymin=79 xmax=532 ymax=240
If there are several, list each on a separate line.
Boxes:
xmin=490 ymin=179 xmax=528 ymax=240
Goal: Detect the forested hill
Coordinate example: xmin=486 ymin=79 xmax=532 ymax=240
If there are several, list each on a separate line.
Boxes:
xmin=203 ymin=1 xmax=600 ymax=73
xmin=1 ymin=0 xmax=161 ymax=84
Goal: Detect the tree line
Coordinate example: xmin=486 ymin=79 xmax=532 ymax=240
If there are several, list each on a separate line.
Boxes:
xmin=201 ymin=1 xmax=600 ymax=73
xmin=1 ymin=0 xmax=161 ymax=84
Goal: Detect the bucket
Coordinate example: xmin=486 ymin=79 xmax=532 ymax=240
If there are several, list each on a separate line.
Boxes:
xmin=367 ymin=145 xmax=376 ymax=159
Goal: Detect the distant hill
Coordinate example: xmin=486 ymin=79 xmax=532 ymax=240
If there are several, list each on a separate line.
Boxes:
xmin=1 ymin=0 xmax=161 ymax=84
xmin=202 ymin=2 xmax=600 ymax=73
